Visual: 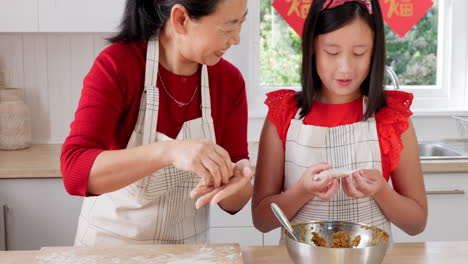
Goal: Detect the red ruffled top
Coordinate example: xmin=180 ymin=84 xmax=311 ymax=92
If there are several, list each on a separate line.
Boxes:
xmin=265 ymin=90 xmax=413 ymax=181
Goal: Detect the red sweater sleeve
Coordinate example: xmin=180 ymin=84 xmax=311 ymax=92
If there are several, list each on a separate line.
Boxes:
xmin=61 ymin=42 xmax=145 ymax=196
xmin=209 ymin=60 xmax=249 ymax=163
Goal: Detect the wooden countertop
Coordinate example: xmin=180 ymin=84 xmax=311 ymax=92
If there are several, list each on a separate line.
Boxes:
xmin=1 ymin=242 xmax=468 ymax=263
xmin=1 ymin=144 xmax=468 ymax=179
xmin=421 ymin=159 xmax=468 ymax=173
xmin=0 ymin=144 xmax=62 ymax=179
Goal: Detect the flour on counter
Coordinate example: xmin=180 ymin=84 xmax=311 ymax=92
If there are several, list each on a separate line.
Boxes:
xmin=35 ymin=251 xmax=104 ymax=264
xmin=35 ymin=245 xmax=242 ymax=264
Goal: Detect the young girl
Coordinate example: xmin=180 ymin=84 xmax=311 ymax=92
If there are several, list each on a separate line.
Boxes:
xmin=252 ymin=0 xmax=427 ymax=242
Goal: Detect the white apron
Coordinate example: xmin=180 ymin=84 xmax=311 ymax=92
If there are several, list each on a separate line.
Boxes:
xmin=74 ymin=37 xmax=215 ymax=246
xmin=281 ymin=98 xmax=391 ymax=243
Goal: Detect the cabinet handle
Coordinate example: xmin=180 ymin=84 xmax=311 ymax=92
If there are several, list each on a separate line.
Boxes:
xmin=426 ymin=190 xmax=465 ymax=195
xmin=3 ymin=205 xmax=8 ymax=251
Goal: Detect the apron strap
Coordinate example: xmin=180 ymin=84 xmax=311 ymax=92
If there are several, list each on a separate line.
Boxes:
xmin=199 ymin=66 xmax=216 ymax=142
xmin=144 ymin=37 xmax=159 ymax=87
xmin=293 ymin=109 xmax=301 ymax=120
xmin=142 ymin=37 xmax=215 ymax=144
xmin=143 ymin=37 xmax=160 ymax=144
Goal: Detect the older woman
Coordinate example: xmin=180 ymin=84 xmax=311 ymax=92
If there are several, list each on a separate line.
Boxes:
xmin=61 ymin=0 xmax=252 ymax=246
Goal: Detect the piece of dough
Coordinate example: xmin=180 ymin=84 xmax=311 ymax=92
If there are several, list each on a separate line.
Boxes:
xmin=313 ymin=169 xmax=360 ymax=181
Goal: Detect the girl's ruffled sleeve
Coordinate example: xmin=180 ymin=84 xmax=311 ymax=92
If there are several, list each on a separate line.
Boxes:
xmin=265 ymin=89 xmax=297 ymax=146
xmin=376 ymin=91 xmax=414 ymax=180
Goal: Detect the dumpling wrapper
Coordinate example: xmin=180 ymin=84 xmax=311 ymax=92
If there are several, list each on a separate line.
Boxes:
xmin=313 ymin=169 xmax=360 ymax=181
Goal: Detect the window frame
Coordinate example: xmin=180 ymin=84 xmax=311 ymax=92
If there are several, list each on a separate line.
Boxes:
xmin=238 ymin=0 xmax=468 ymax=118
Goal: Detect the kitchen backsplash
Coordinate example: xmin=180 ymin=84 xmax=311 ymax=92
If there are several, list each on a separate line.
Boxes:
xmin=0 ymin=33 xmax=110 ymax=143
xmin=0 ymin=33 xmax=464 ymax=144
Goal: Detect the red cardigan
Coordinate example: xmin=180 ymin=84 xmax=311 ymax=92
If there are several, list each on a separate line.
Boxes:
xmin=265 ymin=90 xmax=414 ymax=181
xmin=61 ymin=41 xmax=249 ymax=196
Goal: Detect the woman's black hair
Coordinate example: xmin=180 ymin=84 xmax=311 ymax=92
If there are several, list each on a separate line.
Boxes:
xmin=296 ymin=0 xmax=387 ymax=120
xmin=108 ymin=0 xmax=224 ymax=43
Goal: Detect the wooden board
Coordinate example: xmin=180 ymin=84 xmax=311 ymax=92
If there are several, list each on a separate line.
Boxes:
xmin=3 ymin=242 xmax=468 ymax=264
xmin=0 ymin=250 xmax=38 ymax=264
xmin=34 ymin=244 xmax=243 ymax=264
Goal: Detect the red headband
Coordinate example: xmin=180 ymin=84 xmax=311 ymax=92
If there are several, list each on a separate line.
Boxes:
xmin=322 ymin=0 xmax=373 ymax=14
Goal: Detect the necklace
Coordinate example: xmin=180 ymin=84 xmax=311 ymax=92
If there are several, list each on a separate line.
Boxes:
xmin=158 ymin=71 xmax=199 ymax=107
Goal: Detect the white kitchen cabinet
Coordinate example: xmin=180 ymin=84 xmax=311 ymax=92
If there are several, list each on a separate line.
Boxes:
xmin=38 ymin=0 xmax=126 ymax=32
xmin=0 ymin=0 xmax=126 ymax=32
xmin=0 ymin=203 xmax=5 ymax=250
xmin=263 ymin=228 xmax=282 ymax=246
xmin=209 ymin=199 xmax=264 ymax=246
xmin=0 ymin=0 xmax=38 ymax=32
xmin=210 ymin=200 xmax=254 ymax=228
xmin=392 ymin=173 xmax=468 ymax=242
xmin=0 ymin=178 xmax=83 ymax=250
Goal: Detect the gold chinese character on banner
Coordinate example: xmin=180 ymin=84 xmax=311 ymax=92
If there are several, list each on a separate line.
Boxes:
xmin=286 ymin=0 xmax=301 ymax=16
xmin=301 ymin=4 xmax=311 ymax=18
xmin=385 ymin=0 xmax=414 ymax=18
xmin=286 ymin=0 xmax=312 ymax=18
xmin=400 ymin=0 xmax=414 ymax=17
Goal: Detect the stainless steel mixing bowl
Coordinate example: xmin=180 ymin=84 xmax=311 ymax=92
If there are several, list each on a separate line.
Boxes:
xmin=285 ymin=221 xmax=391 ymax=264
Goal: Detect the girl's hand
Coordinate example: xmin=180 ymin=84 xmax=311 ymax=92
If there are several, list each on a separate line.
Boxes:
xmin=190 ymin=159 xmax=253 ymax=209
xmin=342 ymin=169 xmax=387 ymax=198
xmin=167 ymin=139 xmax=233 ymax=188
xmin=298 ymin=163 xmax=340 ymax=200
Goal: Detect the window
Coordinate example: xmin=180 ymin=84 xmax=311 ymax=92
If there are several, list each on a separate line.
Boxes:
xmin=260 ymin=0 xmax=302 ymax=87
xmin=235 ymin=0 xmax=468 ymax=117
xmin=385 ymin=2 xmax=438 ymax=86
xmin=260 ymin=0 xmax=439 ymax=87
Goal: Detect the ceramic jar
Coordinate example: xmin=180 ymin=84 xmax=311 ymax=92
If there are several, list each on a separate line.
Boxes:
xmin=0 ymin=88 xmax=32 ymax=150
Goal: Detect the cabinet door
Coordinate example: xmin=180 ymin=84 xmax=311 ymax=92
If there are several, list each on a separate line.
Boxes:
xmin=0 ymin=0 xmax=38 ymax=32
xmin=0 ymin=204 xmax=5 ymax=250
xmin=0 ymin=178 xmax=83 ymax=250
xmin=38 ymin=0 xmax=126 ymax=32
xmin=392 ymin=173 xmax=468 ymax=242
xmin=263 ymin=228 xmax=281 ymax=246
xmin=209 ymin=200 xmax=254 ymax=228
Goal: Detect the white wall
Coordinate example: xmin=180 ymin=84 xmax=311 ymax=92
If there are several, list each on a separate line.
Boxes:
xmin=0 ymin=33 xmax=465 ymax=145
xmin=0 ymin=33 xmax=110 ymax=143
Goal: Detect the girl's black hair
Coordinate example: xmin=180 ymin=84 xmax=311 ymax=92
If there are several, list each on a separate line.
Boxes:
xmin=108 ymin=0 xmax=224 ymax=43
xmin=296 ymin=0 xmax=387 ymax=120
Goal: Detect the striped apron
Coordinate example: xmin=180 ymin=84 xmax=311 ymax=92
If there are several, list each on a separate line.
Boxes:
xmin=74 ymin=37 xmax=215 ymax=246
xmin=280 ymin=97 xmax=391 ymax=243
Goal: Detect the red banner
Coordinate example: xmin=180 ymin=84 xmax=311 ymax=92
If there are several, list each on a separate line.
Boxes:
xmin=272 ymin=0 xmax=312 ymax=37
xmin=380 ymin=0 xmax=433 ymax=38
xmin=272 ymin=0 xmax=434 ymax=38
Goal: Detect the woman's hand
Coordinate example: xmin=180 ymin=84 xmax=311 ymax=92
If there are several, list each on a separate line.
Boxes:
xmin=342 ymin=169 xmax=387 ymax=198
xmin=298 ymin=163 xmax=340 ymax=200
xmin=190 ymin=159 xmax=253 ymax=209
xmin=167 ymin=139 xmax=233 ymax=188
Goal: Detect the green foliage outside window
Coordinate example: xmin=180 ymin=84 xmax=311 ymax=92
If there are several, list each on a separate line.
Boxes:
xmin=260 ymin=0 xmax=438 ymax=87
